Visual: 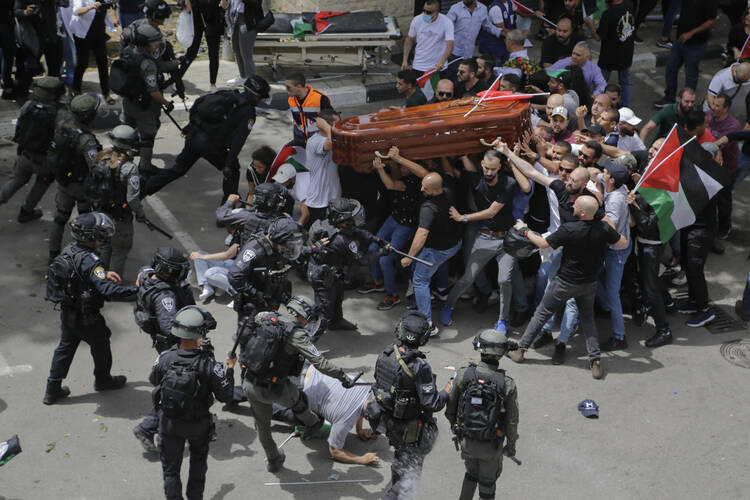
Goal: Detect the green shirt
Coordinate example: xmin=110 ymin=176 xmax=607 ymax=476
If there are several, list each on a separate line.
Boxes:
xmin=405 ymin=88 xmax=428 ymax=108
xmin=650 ymin=103 xmax=686 ymax=139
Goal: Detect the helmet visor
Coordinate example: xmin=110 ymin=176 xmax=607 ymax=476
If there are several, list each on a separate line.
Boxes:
xmin=279 ymin=237 xmax=303 ymax=260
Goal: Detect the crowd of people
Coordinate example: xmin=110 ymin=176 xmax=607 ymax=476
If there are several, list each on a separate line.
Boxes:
xmin=2 ymin=0 xmax=750 ymax=499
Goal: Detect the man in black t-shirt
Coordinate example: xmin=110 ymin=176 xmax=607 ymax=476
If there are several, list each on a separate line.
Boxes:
xmin=441 ymin=150 xmax=520 ymax=333
xmin=596 ymin=0 xmax=635 ymax=108
xmin=400 ymin=173 xmax=463 ymax=335
xmin=455 ymin=59 xmax=490 ymax=98
xmin=541 ymin=17 xmax=582 ymax=68
xmin=508 ymin=196 xmax=627 ymax=379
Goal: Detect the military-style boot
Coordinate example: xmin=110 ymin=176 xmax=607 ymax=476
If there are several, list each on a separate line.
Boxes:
xmin=458 ymin=473 xmax=478 ymax=500
xmin=94 ymin=375 xmax=127 ymax=391
xmin=43 ymin=379 xmax=71 ymax=405
xmin=266 ymin=449 xmax=285 ymax=473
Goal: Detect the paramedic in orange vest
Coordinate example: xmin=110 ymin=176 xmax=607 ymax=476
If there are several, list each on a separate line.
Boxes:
xmin=285 ymin=72 xmax=334 ymax=145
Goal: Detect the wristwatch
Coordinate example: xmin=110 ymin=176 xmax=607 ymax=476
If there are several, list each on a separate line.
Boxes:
xmin=463 ymin=215 xmax=468 ymax=223
xmin=521 ymin=227 xmax=529 ymax=237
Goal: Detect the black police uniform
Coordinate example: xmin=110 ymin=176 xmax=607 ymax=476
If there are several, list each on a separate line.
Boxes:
xmin=144 ymin=90 xmax=257 ymax=202
xmin=372 ymin=343 xmax=448 ymax=499
xmin=307 ymin=225 xmax=386 ymax=336
xmin=13 ymin=0 xmax=63 ymax=98
xmin=150 ymin=346 xmax=234 ymax=500
xmin=46 ymin=243 xmax=137 ymax=392
xmin=239 ymin=207 xmax=282 ymax=244
xmin=227 ymin=234 xmax=290 ymax=323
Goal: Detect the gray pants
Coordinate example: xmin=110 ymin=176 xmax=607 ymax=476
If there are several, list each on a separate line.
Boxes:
xmin=98 ymin=214 xmax=134 ymax=276
xmin=122 ymin=98 xmax=161 ymax=174
xmin=231 ymin=20 xmax=257 ymax=79
xmin=459 ymin=438 xmax=504 ymax=500
xmin=242 ymin=378 xmax=319 ymax=461
xmin=50 ymin=181 xmax=91 ymax=257
xmin=0 ymin=152 xmax=54 ymax=210
xmin=519 ymin=276 xmax=601 ymax=360
xmin=446 ymin=233 xmax=515 ymax=321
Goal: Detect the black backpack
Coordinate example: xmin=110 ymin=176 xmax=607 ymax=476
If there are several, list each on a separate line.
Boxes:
xmin=455 ymin=364 xmax=506 ymax=442
xmin=86 ymin=161 xmax=125 ymax=213
xmin=134 ymin=278 xmax=172 ymax=335
xmin=190 ymin=90 xmax=244 ymax=137
xmin=48 ymin=126 xmax=87 ymax=186
xmin=240 ymin=315 xmax=288 ymax=378
xmin=160 ymin=356 xmax=205 ymax=419
xmin=14 ymin=102 xmax=57 ymax=154
xmin=110 ymin=57 xmax=147 ymax=99
xmin=45 ymin=248 xmax=87 ymax=306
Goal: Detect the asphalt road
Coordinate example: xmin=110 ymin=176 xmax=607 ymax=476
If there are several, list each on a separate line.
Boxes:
xmin=1 ymin=38 xmax=750 ymax=500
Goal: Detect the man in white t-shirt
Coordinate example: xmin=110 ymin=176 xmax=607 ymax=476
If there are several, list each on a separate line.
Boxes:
xmin=305 ymin=109 xmax=342 ymax=226
xmin=704 ymin=62 xmax=750 ymax=120
xmin=402 ymin=0 xmax=455 ymax=72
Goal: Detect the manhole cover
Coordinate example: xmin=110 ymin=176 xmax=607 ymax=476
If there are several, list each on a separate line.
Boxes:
xmin=720 ymin=340 xmax=750 ymax=369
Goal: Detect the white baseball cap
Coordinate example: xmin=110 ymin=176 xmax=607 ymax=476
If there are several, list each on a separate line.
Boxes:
xmin=618 ymin=107 xmax=642 ymax=126
xmin=272 ymin=164 xmax=297 ymax=184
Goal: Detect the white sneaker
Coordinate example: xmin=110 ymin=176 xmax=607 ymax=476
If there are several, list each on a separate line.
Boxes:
xmin=227 ymin=300 xmax=234 ymax=309
xmin=199 ymin=285 xmax=215 ymax=303
xmin=406 ymin=282 xmax=414 ymax=298
xmin=226 ymin=76 xmax=244 ymax=86
xmin=487 ymin=290 xmax=499 ymax=305
xmin=428 ymin=322 xmax=439 ymax=337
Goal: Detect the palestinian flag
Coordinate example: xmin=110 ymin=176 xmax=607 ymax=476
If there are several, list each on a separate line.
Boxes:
xmin=313 ymin=11 xmax=350 ymax=35
xmin=637 ymin=126 xmax=732 ymax=243
xmin=738 ymin=34 xmax=750 ymax=62
xmin=417 ymin=68 xmax=441 ymax=101
xmin=265 ymin=144 xmax=308 ymax=182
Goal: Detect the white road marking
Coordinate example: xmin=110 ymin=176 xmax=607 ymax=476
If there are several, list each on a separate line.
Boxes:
xmin=0 ymin=352 xmax=32 ymax=377
xmin=144 ymin=195 xmax=203 ymax=253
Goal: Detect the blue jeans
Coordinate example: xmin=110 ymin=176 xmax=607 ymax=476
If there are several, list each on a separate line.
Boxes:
xmin=601 ymin=68 xmax=631 ymax=108
xmin=60 ymin=32 xmax=76 ymax=85
xmin=193 ymin=257 xmax=234 ymax=293
xmin=742 ymin=272 xmax=750 ymax=314
xmin=413 ymin=242 xmax=462 ymax=323
xmin=664 ymin=40 xmax=706 ymax=102
xmin=595 ymin=244 xmax=631 ymax=339
xmin=369 ymin=216 xmax=416 ymax=294
xmin=661 ymin=0 xmax=682 ymax=38
xmin=119 ymin=11 xmax=145 ymax=28
xmin=536 ymin=249 xmax=579 ymax=339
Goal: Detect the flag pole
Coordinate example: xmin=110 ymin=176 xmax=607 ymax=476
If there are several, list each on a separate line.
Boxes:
xmin=480 ymin=92 xmax=550 ymax=102
xmin=512 ymin=0 xmax=557 ymax=28
xmin=635 ymin=134 xmax=697 ymax=191
xmin=464 ymin=73 xmax=503 ymax=118
xmin=738 ymin=34 xmax=750 ymax=61
xmin=634 ymin=124 xmax=676 ymax=189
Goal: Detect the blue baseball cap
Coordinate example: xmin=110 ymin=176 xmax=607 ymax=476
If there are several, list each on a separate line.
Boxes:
xmin=578 ymin=399 xmax=599 ymax=418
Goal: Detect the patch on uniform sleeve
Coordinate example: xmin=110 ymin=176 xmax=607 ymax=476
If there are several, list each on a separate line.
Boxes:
xmin=213 ymin=363 xmax=225 ymax=378
xmin=231 ymin=208 xmax=243 ymax=214
xmin=94 ymin=266 xmax=106 ymax=279
xmin=130 ymin=175 xmax=140 ymax=190
xmin=242 ymin=249 xmax=256 ymax=262
xmin=348 ymin=241 xmax=359 ymax=254
xmin=247 ymin=120 xmax=254 ymax=131
xmin=146 ymin=74 xmax=157 ymax=89
xmin=161 ymin=297 xmax=175 ymax=312
xmin=88 ymin=149 xmax=98 ymax=162
xmin=308 ymin=344 xmax=320 ymax=356
xmin=421 ymin=384 xmax=434 ymax=394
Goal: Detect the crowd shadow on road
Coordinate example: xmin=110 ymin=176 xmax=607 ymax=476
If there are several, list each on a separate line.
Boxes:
xmin=57 ymin=380 xmax=153 ymax=420
xmin=209 ymin=483 xmax=236 ymax=500
xmin=210 ymin=416 xmax=257 ymax=461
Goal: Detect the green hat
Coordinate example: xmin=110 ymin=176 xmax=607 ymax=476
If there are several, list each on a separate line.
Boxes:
xmin=30 ymin=76 xmax=64 ymax=103
xmin=546 ymin=68 xmax=569 ymax=79
xmin=172 ymin=306 xmax=216 ymax=339
xmin=473 ymin=328 xmax=509 ymax=356
xmin=70 ymin=94 xmax=98 ymax=114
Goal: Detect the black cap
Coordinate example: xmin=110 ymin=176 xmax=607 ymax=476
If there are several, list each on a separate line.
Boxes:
xmin=583 ymin=123 xmax=605 ymax=136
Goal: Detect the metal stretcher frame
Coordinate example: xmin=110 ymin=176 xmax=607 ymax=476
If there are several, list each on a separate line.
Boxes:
xmin=254 ymin=16 xmax=401 ymax=79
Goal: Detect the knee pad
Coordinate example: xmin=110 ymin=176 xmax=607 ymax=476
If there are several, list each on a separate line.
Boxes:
xmin=464 ymin=472 xmax=478 ymax=484
xmin=291 ymin=391 xmax=309 ymax=414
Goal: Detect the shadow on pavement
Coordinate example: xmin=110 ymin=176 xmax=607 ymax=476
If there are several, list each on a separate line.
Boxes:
xmin=210 ymin=417 xmax=257 ymax=460
xmin=57 ymin=381 xmax=152 ymax=419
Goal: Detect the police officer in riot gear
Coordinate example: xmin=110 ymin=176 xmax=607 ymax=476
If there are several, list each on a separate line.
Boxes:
xmin=133 ymin=247 xmax=195 ymax=452
xmin=48 ymin=94 xmax=102 ymax=263
xmin=1 ymin=76 xmax=65 ymax=222
xmin=286 ymin=295 xmax=322 ymax=340
xmin=227 ymin=216 xmax=301 ymax=323
xmin=88 ymin=125 xmax=146 ymax=275
xmin=307 ymin=197 xmax=389 ymax=336
xmin=150 ymin=305 xmax=235 ymax=500
xmin=239 ymin=309 xmax=356 ymax=473
xmin=445 ymin=329 xmax=519 ymax=500
xmin=120 ymin=23 xmax=173 ymax=177
xmin=144 ymin=75 xmax=271 ymax=202
xmin=239 ymin=182 xmax=288 ymax=240
xmin=369 ymin=310 xmax=451 ymax=499
xmin=43 ymin=212 xmax=137 ymax=405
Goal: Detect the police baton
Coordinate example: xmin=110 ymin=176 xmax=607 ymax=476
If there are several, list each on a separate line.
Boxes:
xmin=142 ymin=218 xmax=173 ymax=239
xmin=387 ymin=246 xmax=434 ymax=267
xmin=161 ymin=105 xmax=183 ymax=133
xmin=509 ymin=456 xmax=522 ymax=466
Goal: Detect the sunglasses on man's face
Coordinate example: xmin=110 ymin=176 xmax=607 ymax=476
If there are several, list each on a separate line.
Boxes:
xmin=579 ymin=152 xmax=591 ymax=160
xmin=423 ymin=8 xmax=435 ymax=15
xmin=559 ymin=166 xmax=574 ymax=173
xmin=438 ymin=92 xmax=453 ymax=97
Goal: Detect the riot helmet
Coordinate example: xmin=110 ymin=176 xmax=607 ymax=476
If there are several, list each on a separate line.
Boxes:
xmin=253 ymin=182 xmax=286 ymax=213
xmin=69 ymin=94 xmax=100 ymax=124
xmin=267 ymin=217 xmax=303 ymax=260
xmin=286 ymin=295 xmax=317 ymax=321
xmin=172 ymin=305 xmax=217 ymax=339
xmin=134 ymin=23 xmax=163 ymax=46
xmin=327 ymin=198 xmax=365 ymax=227
xmin=108 ymin=125 xmax=139 ymax=153
xmin=395 ymin=310 xmax=431 ymax=348
xmin=70 ymin=212 xmax=116 ymax=243
xmin=473 ymin=328 xmax=509 ymax=357
xmin=243 ymin=75 xmax=271 ymax=99
xmin=143 ymin=0 xmax=171 ymax=20
xmin=151 ymin=247 xmax=190 ymax=283
xmin=30 ymin=76 xmax=65 ymax=103
xmin=502 ymin=226 xmax=538 ymax=259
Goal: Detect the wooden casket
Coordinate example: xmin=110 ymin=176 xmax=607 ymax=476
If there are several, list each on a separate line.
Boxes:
xmin=331 ymin=99 xmax=531 ymax=167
